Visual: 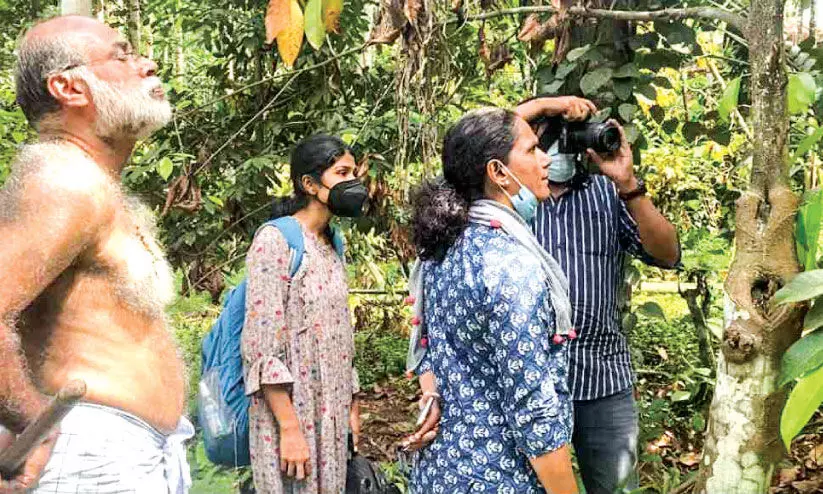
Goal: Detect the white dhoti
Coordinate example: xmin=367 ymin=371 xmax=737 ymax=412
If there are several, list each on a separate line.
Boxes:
xmin=30 ymin=403 xmax=194 ymax=494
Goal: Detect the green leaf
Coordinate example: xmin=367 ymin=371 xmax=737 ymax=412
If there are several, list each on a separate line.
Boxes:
xmin=156 ymin=157 xmax=174 ymax=180
xmin=775 ymin=270 xmax=823 ymax=304
xmin=639 ymin=301 xmax=666 ymax=320
xmin=805 ymin=297 xmax=823 ymax=332
xmin=649 ymin=105 xmax=665 ymax=122
xmin=692 ymin=412 xmax=706 ymax=431
xmin=542 ymin=79 xmax=565 ymax=94
xmin=304 ymin=0 xmax=326 ymax=50
xmin=622 ymin=313 xmax=638 ymax=332
xmin=613 ymin=63 xmax=641 ymax=79
xmin=555 ymin=62 xmax=577 ymax=80
xmin=635 ymin=84 xmax=657 ymax=101
xmin=788 ymin=72 xmax=817 ymax=115
xmin=795 ymin=189 xmax=823 ymax=270
xmin=682 ymin=122 xmax=707 ymax=142
xmin=792 ymin=127 xmax=823 ymax=162
xmin=623 ymin=123 xmax=639 ymax=143
xmin=614 ymin=80 xmax=634 ymax=101
xmin=718 ymin=77 xmax=741 ymax=123
xmin=566 ymin=45 xmax=590 ymax=62
xmin=580 ymin=67 xmax=613 ymax=96
xmin=779 ymin=328 xmax=823 ymax=386
xmin=655 ymin=21 xmax=697 ymax=47
xmin=618 ymin=103 xmax=637 ymax=122
xmin=671 ymin=390 xmax=691 ymax=402
xmin=781 ymin=364 xmax=823 ymax=449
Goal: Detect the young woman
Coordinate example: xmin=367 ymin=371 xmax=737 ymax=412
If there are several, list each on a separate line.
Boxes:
xmin=241 ymin=134 xmax=367 ymax=493
xmin=406 ymin=108 xmax=578 ymax=493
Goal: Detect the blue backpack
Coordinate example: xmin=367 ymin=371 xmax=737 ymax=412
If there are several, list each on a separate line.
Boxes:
xmin=198 ymin=216 xmax=344 ymax=467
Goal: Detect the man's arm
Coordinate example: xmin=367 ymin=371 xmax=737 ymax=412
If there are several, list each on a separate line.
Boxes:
xmin=0 ymin=162 xmax=110 ymax=432
xmin=618 ymin=179 xmax=680 ymax=267
xmin=514 ymin=96 xmax=596 ymax=122
xmin=587 ymin=121 xmax=680 ymax=267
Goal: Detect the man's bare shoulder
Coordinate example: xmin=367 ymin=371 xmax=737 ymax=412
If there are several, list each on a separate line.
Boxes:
xmin=1 ymin=143 xmax=117 ymax=224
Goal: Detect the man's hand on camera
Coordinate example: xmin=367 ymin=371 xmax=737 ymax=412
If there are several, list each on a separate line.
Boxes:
xmin=514 ymin=96 xmax=597 ymax=123
xmin=585 ymin=119 xmax=638 ymax=193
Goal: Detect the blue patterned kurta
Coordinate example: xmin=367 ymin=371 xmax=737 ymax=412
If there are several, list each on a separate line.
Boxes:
xmin=410 ymin=223 xmax=572 ymax=493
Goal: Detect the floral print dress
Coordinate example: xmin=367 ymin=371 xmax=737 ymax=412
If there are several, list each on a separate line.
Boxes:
xmin=410 ymin=223 xmax=572 ymax=494
xmin=241 ymin=222 xmax=359 ymax=494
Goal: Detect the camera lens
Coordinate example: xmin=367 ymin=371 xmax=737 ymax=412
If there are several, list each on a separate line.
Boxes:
xmin=596 ymin=124 xmax=621 ymax=153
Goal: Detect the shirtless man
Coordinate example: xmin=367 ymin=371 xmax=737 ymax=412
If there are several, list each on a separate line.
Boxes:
xmin=0 ymin=15 xmax=190 ymax=493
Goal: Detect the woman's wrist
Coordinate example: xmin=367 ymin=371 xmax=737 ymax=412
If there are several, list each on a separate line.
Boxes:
xmin=421 ymin=391 xmax=441 ymax=401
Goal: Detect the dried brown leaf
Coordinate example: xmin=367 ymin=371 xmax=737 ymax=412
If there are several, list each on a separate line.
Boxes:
xmin=478 ymin=26 xmax=490 ymax=63
xmin=792 ymin=478 xmax=823 ymax=494
xmin=265 ymin=0 xmax=291 ymax=44
xmin=778 ymin=467 xmax=800 ymax=486
xmin=404 ymin=0 xmax=422 ymax=23
xmin=369 ymin=0 xmax=405 ymax=44
xmin=678 ymin=451 xmax=700 ymax=467
xmin=518 ymin=14 xmax=542 ymax=42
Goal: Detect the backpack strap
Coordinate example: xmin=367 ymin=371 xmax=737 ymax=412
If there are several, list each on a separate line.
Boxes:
xmin=330 ymin=226 xmax=345 ymax=259
xmin=262 ymin=217 xmax=305 ymax=278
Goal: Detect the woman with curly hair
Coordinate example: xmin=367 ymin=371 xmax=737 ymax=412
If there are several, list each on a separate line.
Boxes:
xmin=404 ymin=108 xmax=578 ymax=493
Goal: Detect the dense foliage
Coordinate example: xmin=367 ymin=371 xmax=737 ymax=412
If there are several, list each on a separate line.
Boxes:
xmin=2 ymin=0 xmax=823 ymax=491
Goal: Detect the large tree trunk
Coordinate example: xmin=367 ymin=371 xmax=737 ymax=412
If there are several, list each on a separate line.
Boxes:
xmin=811 ymin=0 xmax=817 ymax=45
xmin=696 ymin=0 xmax=806 ymax=491
xmin=127 ymin=0 xmax=141 ymax=53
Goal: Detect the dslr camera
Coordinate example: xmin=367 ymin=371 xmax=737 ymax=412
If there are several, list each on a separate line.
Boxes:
xmin=555 ymin=119 xmax=621 ymax=154
xmin=533 ymin=115 xmax=621 ymax=155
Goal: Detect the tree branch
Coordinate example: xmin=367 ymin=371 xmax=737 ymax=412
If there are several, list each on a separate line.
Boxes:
xmin=451 ymin=5 xmax=747 ymax=36
xmin=177 ymin=41 xmax=372 ymax=118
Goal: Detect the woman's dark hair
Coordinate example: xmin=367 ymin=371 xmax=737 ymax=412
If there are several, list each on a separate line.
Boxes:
xmin=271 ymin=134 xmax=352 ymax=219
xmin=411 ymin=107 xmax=517 ymax=261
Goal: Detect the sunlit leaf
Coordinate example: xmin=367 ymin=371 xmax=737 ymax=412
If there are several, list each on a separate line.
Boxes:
xmin=806 ymin=297 xmax=823 ymax=332
xmin=779 ymin=328 xmax=823 ymax=386
xmin=792 ymin=127 xmax=823 ymax=162
xmin=305 ymin=0 xmax=326 ymax=50
xmin=277 ymin=0 xmax=304 ymax=68
xmin=781 ymin=364 xmax=823 ymax=449
xmin=788 ymin=72 xmax=817 ymax=115
xmin=157 ymin=157 xmax=174 ymax=180
xmin=775 ymin=270 xmax=823 ymax=304
xmin=718 ymin=77 xmax=741 ymax=123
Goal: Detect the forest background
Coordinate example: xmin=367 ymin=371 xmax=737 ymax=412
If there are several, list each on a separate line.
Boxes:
xmin=2 ymin=0 xmax=823 ymax=491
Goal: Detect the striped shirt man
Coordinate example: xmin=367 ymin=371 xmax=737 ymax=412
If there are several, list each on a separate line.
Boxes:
xmin=533 ymin=174 xmax=676 ymax=401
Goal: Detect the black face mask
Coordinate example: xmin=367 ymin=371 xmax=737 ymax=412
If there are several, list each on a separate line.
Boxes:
xmin=320 ymin=178 xmax=368 ymax=217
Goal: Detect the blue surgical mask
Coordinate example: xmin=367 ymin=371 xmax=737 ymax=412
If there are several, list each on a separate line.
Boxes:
xmin=547 ymin=140 xmax=577 ymax=183
xmin=498 ymin=164 xmax=539 ymax=224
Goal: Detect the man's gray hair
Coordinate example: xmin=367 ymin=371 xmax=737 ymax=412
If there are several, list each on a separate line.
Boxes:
xmin=15 ymin=33 xmax=87 ymax=128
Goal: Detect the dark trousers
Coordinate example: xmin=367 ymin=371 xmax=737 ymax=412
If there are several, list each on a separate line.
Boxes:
xmin=572 ymin=388 xmax=639 ymax=494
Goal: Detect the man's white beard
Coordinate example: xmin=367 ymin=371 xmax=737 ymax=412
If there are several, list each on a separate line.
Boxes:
xmin=78 ymin=67 xmax=172 ymax=141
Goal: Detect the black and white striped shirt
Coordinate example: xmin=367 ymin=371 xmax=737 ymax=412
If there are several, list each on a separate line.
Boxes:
xmin=533 ymin=175 xmax=673 ymax=401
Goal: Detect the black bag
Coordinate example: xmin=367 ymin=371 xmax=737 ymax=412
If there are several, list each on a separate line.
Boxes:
xmin=345 ymin=435 xmax=401 ymax=494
